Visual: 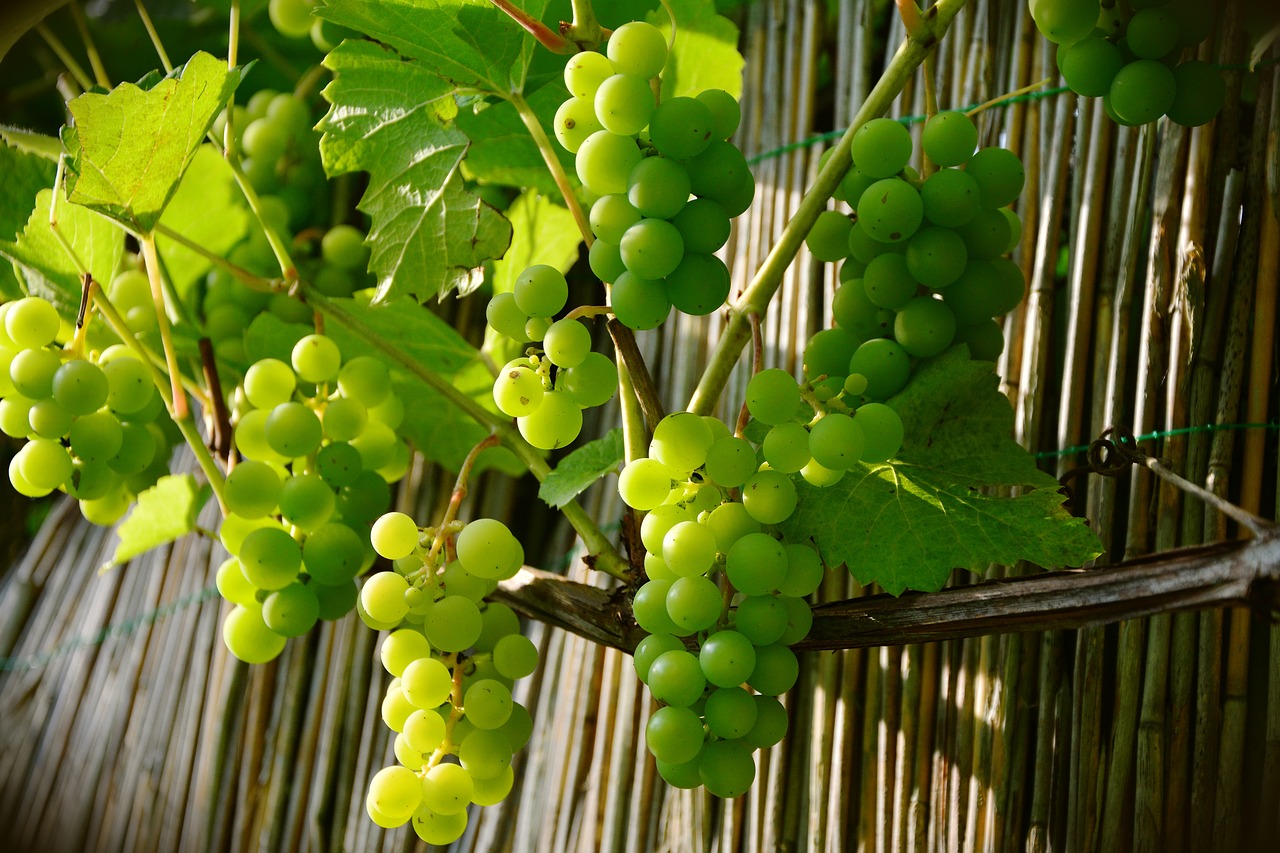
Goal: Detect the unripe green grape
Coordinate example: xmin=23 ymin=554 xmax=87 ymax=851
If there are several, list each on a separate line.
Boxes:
xmin=848 ymin=338 xmax=911 ymax=400
xmin=647 ymin=649 xmax=706 ymax=707
xmin=263 ymin=582 xmax=319 ymax=637
xmin=778 ymin=543 xmax=824 ymax=598
xmin=633 ymin=579 xmax=682 ymax=635
xmin=646 ymin=705 xmax=705 ymax=764
xmin=8 ymin=453 xmax=49 ymax=497
xmin=561 ymin=351 xmax=618 ymax=408
xmin=741 ymin=694 xmax=789 ymax=748
xmin=279 ymin=473 xmax=336 ymax=531
xmin=216 ymin=557 xmax=259 ymax=607
xmin=777 ymin=594 xmax=814 ymax=645
xmin=648 ymin=96 xmax=716 ymax=159
xmin=705 ymin=685 xmax=758 ymax=739
xmin=564 ymin=50 xmax=614 ymax=100
xmin=590 ymin=193 xmax=642 ymax=244
xmin=650 ymin=412 xmax=714 ymax=474
xmin=244 ymin=358 xmax=296 ymax=409
xmin=745 ymin=368 xmax=800 ymax=426
xmin=644 ymin=552 xmax=677 ymax=581
xmin=670 ymin=198 xmax=730 ymax=254
xmin=717 ymin=171 xmax=757 ymax=217
xmin=492 ymin=365 xmax=544 ymax=418
xmin=687 ymin=141 xmax=751 ymax=203
xmin=964 ymin=147 xmax=1025 ymax=209
xmin=576 ymin=131 xmax=644 ymax=196
xmin=1028 ymin=0 xmax=1098 ymax=45
xmin=861 ymin=252 xmax=917 ymax=311
xmin=761 ymin=422 xmax=810 ymax=474
xmin=611 ymin=271 xmax=672 ymax=331
xmin=516 ymin=389 xmax=582 ymax=449
xmin=367 ymin=765 xmax=422 ymax=825
xmin=696 ymin=88 xmax=741 ymax=139
xmin=350 ymin=419 xmax=398 ymax=471
xmin=921 ymin=167 xmax=980 ymax=228
xmin=634 ymin=632 xmax=685 ymax=683
xmin=657 ymin=756 xmax=703 ymax=789
xmin=224 ymin=459 xmax=283 ymax=518
xmin=1167 ymin=61 xmax=1226 ymax=127
xmin=627 ymin=156 xmax=691 ymax=220
xmin=853 ymin=402 xmax=905 ymax=463
xmin=460 ymin=728 xmax=514 ymax=782
xmin=850 ymin=117 xmax=913 ymax=178
xmin=588 ymin=237 xmax=627 ymax=283
xmin=103 ymin=357 xmax=154 ymax=414
xmin=894 ymin=296 xmax=957 ymax=359
xmin=52 ymin=360 xmax=108 ymax=416
xmin=553 ymin=96 xmax=604 ymax=153
xmin=1109 ymin=60 xmax=1177 ymax=126
xmin=1057 ymin=33 xmax=1124 ymax=97
xmin=595 ymin=73 xmax=656 ymax=136
xmin=921 ymin=110 xmax=978 ymax=167
xmin=464 ymin=678 xmax=513 ymax=729
xmin=808 ymin=411 xmax=865 ymax=470
xmin=1126 ymin=8 xmax=1178 ymax=59
xmin=239 ymin=527 xmax=302 ymax=591
xmin=337 ymin=355 xmax=391 ymax=407
xmin=17 ymin=438 xmax=73 ymax=491
xmin=361 ymin=570 xmax=410 ymax=624
xmin=316 ymin=441 xmax=362 ymax=488
xmin=236 ymin=408 xmax=284 ymax=463
xmin=493 ymin=634 xmax=538 ymax=679
xmin=315 ymin=579 xmax=358 ymax=621
xmin=403 ymin=708 xmax=446 ymax=753
xmin=0 ymin=396 xmax=33 ymax=438
xmin=620 ymin=218 xmax=684 ymax=281
xmin=10 ymin=347 xmax=60 ymax=399
xmin=641 ymin=503 xmax=695 ymax=554
xmin=741 ymin=470 xmax=798 ymax=525
xmin=726 ymin=532 xmax=788 ymax=596
xmin=699 ymin=740 xmax=755 ymax=798
xmin=543 ymin=318 xmax=592 ymax=369
xmin=749 ymin=642 xmax=799 ymax=695
xmin=514 ymin=264 xmax=569 ymax=319
xmin=380 ymin=627 xmax=431 ymax=677
xmin=486 ymin=291 xmax=529 ymax=341
xmin=606 ymin=21 xmax=667 ymax=79
xmin=421 ymin=763 xmax=473 ymax=815
xmin=412 ymin=804 xmax=469 ymax=845
xmin=401 ymin=655 xmax=453 ymax=709
xmin=662 ymin=520 xmax=718 ymax=578
xmin=956 ymin=208 xmax=1012 ymax=260
xmin=291 ymin=334 xmax=342 ymax=384
xmin=906 ymin=226 xmax=968 ymax=289
xmin=699 ymin=628 xmax=757 ymax=687
xmin=955 ymin=318 xmax=1005 ymax=362
xmin=456 ymin=518 xmax=521 ymax=579
xmin=66 ymin=460 xmax=117 ymax=501
xmin=268 ymin=0 xmax=315 ymax=39
xmin=704 ymin=436 xmax=758 ymax=489
xmin=265 ymin=401 xmax=323 ymax=458
xmin=618 ymin=457 xmax=675 ymax=509
xmin=806 ymin=210 xmax=854 ymax=262
xmin=107 ymin=420 xmax=158 ymax=475
xmin=371 ymin=511 xmax=420 ymax=560
xmin=5 ymin=297 xmax=60 ymax=349
xmin=392 ymin=730 xmax=427 ymax=771
xmin=858 ymin=178 xmax=924 ymax=242
xmin=942 ymin=259 xmax=1019 ymax=323
xmin=222 ymin=604 xmax=287 ymax=664
xmin=65 ymin=410 xmax=121 ymax=463
xmin=664 ymin=253 xmax=731 ymax=316
xmin=424 ymin=594 xmax=483 ymax=652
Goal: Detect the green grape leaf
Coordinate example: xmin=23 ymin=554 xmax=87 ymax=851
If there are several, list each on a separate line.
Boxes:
xmin=0 ymin=144 xmax=56 ymax=299
xmin=0 ymin=125 xmax=63 ymax=161
xmin=105 ymin=474 xmax=212 ymax=570
xmin=156 ymin=145 xmax=250 ymax=300
xmin=60 ymin=52 xmax=244 ymax=234
xmin=538 ymin=428 xmax=625 ymax=508
xmin=316 ymin=0 xmax=547 ymax=96
xmin=779 ymin=348 xmax=1102 ymax=595
xmin=490 ymin=190 xmax=582 ymax=295
xmin=457 ymin=82 xmax=579 ymax=197
xmin=318 ymin=39 xmax=513 ymax=303
xmin=0 ymin=189 xmax=126 ymax=317
xmin=649 ymin=0 xmax=744 ymax=100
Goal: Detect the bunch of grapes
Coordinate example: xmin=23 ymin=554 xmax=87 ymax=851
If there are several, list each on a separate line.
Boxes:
xmin=616 ymin=412 xmax=825 ymax=796
xmin=216 ymin=332 xmax=414 ymax=663
xmin=1 ymin=296 xmax=179 ymax=525
xmin=1030 ymin=0 xmax=1224 ymax=126
xmin=487 ymin=264 xmax=619 ymax=450
xmin=804 ymin=111 xmax=1024 ymax=428
xmin=553 ymin=21 xmax=753 ymax=330
xmin=361 ymin=511 xmax=538 ymax=844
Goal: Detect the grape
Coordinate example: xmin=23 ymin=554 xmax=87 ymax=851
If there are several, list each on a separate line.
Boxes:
xmin=942 ymin=259 xmax=1020 ymax=323
xmin=922 ymin=110 xmax=978 ymax=167
xmin=687 ymin=141 xmax=751 ymax=203
xmin=606 ymin=21 xmax=667 ymax=79
xmin=858 ymin=178 xmax=924 ymax=242
xmin=664 ymin=253 xmax=731 ymax=317
xmin=553 ymin=96 xmax=604 ymax=153
xmin=777 ymin=543 xmax=824 ymax=598
xmin=647 ymin=649 xmax=707 ymax=707
xmin=380 ymin=628 xmax=431 ymax=677
xmin=894 ymin=296 xmax=957 ymax=358
xmin=16 ymin=438 xmax=72 ymax=491
xmin=699 ymin=628 xmax=757 ymax=688
xmin=464 ymin=679 xmax=513 ymax=730
xmin=8 ymin=453 xmax=49 ymax=497
xmin=222 ymin=604 xmax=287 ymax=664
xmin=516 ymin=389 xmax=582 ymax=449
xmin=420 ymin=763 xmax=472 ymax=817
xmin=290 ymin=334 xmax=341 ymax=384
xmin=486 ymin=292 xmax=529 ymax=342
xmin=224 ymin=459 xmax=283 ymax=518
xmin=100 ymin=357 xmax=153 ymax=415
xmin=906 ymin=226 xmax=968 ymax=289
xmin=401 ymin=655 xmax=453 ymax=709
xmin=594 ymin=74 xmax=656 ymax=136
xmin=955 ymin=318 xmax=1005 ymax=362
xmin=646 ymin=705 xmax=705 ymax=764
xmin=670 ymin=199 xmax=730 ymax=256
xmin=956 ymin=208 xmax=1011 ymax=261
xmin=620 ymin=218 xmax=684 ymax=281
xmin=853 ymin=402 xmax=905 ymax=463
xmin=493 ymin=365 xmax=544 ymax=418
xmin=742 ymin=695 xmax=789 ymax=748
xmin=649 ymin=96 xmax=716 ymax=159
xmin=863 ymin=253 xmax=919 ymax=310
xmin=239 ymin=527 xmax=302 ymax=591
xmin=65 ymin=410 xmax=121 ymax=463
xmin=590 ymin=193 xmax=642 ymax=244
xmin=576 ymin=131 xmax=644 ymax=196
xmin=1167 ymin=61 xmax=1226 ymax=127
xmin=832 ymin=278 xmax=893 ymax=340
xmin=564 ymin=51 xmax=614 ymax=100
xmin=726 ymin=533 xmax=788 ymax=596
xmin=263 ymin=582 xmax=319 ymax=637
xmin=699 ymin=740 xmax=755 ymax=798
xmin=265 ymin=401 xmax=323 ymax=458
xmin=609 ymin=270 xmax=670 ymax=331
xmin=963 ymin=147 xmax=1024 ymax=209
xmin=806 ymin=210 xmax=854 ymax=262
xmin=718 ymin=171 xmax=756 ymax=218
xmin=321 ymin=396 xmax=368 ymax=444
xmin=1127 ymin=8 xmax=1178 ymax=59
xmin=52 ymin=360 xmax=108 ymax=416
xmin=634 ymin=632 xmax=685 ymax=682
xmin=644 ymin=552 xmax=677 ymax=582
xmin=456 ymin=518 xmax=520 ymax=579
xmin=847 ymin=338 xmax=911 ymax=400
xmin=244 ymin=358 xmax=296 ymax=409
xmin=412 ymin=805 xmax=468 ymax=845
xmin=1108 ymin=60 xmax=1176 ymax=126
xmin=216 ymin=557 xmax=259 ymax=607
xmin=316 ymin=441 xmax=362 ymax=488
xmin=650 ymin=412 xmax=714 ymax=474
xmin=665 ymin=575 xmax=722 ymax=633
xmin=587 ymin=238 xmax=625 ymax=283
xmin=696 ymin=89 xmax=741 ymax=139
xmin=107 ymin=421 xmax=159 ymax=475
xmin=749 ymin=643 xmax=799 ymax=695
xmin=561 ymin=351 xmax=618 ymax=408
xmin=1057 ymin=33 xmax=1124 ymax=97
xmin=778 ymin=594 xmax=815 ymax=645
xmin=762 ymin=422 xmax=811 ymax=474
xmin=633 ymin=579 xmax=682 ymax=635
xmin=850 ymin=118 xmax=913 ymax=178
xmin=657 ymin=757 xmax=703 ymax=789
xmin=337 ymin=355 xmax=391 ymax=407
xmin=493 ymin=634 xmax=538 ymax=679
xmin=921 ymin=168 xmax=980 ymax=228
xmin=1028 ymin=0 xmax=1098 ymax=45
xmin=368 ymin=765 xmax=422 ymax=825
xmin=79 ymin=486 xmax=131 ymax=525
xmin=808 ymin=412 xmax=865 ymax=470
xmin=704 ymin=436 xmax=758 ymax=489
xmin=371 ymin=511 xmax=420 ymax=560
xmin=618 ymin=458 xmax=674 ymax=509
xmin=741 ymin=470 xmax=798 ymax=525
xmin=460 ymin=729 xmax=514 ymax=782
xmin=627 ymin=157 xmax=690 ymax=220
xmin=745 ymin=368 xmax=800 ymax=425
xmin=10 ymin=347 xmax=60 ymax=399
xmin=425 ymin=594 xmax=484 ymax=652
xmin=361 ymin=570 xmax=410 ymax=624
xmin=5 ymin=297 xmax=60 ymax=349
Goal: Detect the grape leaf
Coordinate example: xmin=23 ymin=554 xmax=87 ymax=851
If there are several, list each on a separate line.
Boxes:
xmin=457 ymin=82 xmax=579 ymax=197
xmin=0 ymin=126 xmax=62 ymax=161
xmin=318 ymin=39 xmax=513 ymax=303
xmin=316 ymin=0 xmax=547 ymax=96
xmin=538 ymin=428 xmax=624 ymax=508
xmin=60 ymin=52 xmax=243 ymax=234
xmin=0 ymin=189 xmax=126 ymax=317
xmin=156 ymin=145 xmax=250 ymax=299
xmin=778 ymin=348 xmax=1101 ymax=595
xmin=0 ymin=144 xmax=56 ymax=299
xmin=649 ymin=0 xmax=744 ymax=100
xmin=105 ymin=474 xmax=212 ymax=570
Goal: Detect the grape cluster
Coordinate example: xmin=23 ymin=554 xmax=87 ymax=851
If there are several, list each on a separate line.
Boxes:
xmin=1031 ymin=0 xmax=1224 ymax=126
xmin=217 ymin=333 xmax=413 ymax=663
xmin=804 ymin=111 xmax=1024 ymax=431
xmin=554 ymin=22 xmax=753 ymax=330
xmin=361 ymin=511 xmax=538 ymax=844
xmin=487 ymin=264 xmax=619 ymax=450
xmin=1 ymin=296 xmax=178 ymax=525
xmin=617 ymin=412 xmax=824 ymax=796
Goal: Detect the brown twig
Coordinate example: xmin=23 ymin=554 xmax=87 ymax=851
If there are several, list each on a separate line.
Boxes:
xmin=489 ymin=0 xmax=577 ymax=54
xmin=198 ymin=338 xmax=233 ymax=463
xmin=606 ymin=319 xmax=665 ymax=431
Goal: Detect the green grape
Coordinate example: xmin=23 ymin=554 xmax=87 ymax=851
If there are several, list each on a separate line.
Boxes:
xmin=544 ymin=319 xmax=592 ymax=369
xmin=863 ymin=253 xmax=919 ymax=310
xmin=459 ymin=729 xmax=514 ymax=782
xmin=265 ymin=401 xmax=323 ymax=458
xmin=922 ymin=110 xmax=979 ymax=167
xmin=367 ymin=765 xmax=422 ymax=825
xmin=705 ymin=685 xmax=758 ymax=739
xmin=107 ymin=420 xmax=158 ymax=475
xmin=649 ymin=96 xmax=716 ymax=159
xmin=564 ymin=50 xmax=614 ymax=100
xmin=103 ymin=357 xmax=155 ymax=415
xmin=239 ymin=527 xmax=302 ymax=591
xmin=337 ymin=356 xmax=391 ymax=407
xmin=670 ymin=198 xmax=730 ymax=254
xmin=9 ymin=347 xmax=60 ymax=399
xmin=421 ymin=763 xmax=473 ymax=816
xmin=1028 ymin=0 xmax=1098 ymax=45
xmin=853 ymin=402 xmax=905 ymax=463
xmin=687 ymin=141 xmax=751 ymax=204
xmin=219 ymin=512 xmax=279 ymax=557
xmin=1126 ymin=8 xmax=1178 ymax=59
xmin=371 ymin=511 xmax=420 ymax=560
xmin=778 ymin=543 xmax=824 ymax=597
xmin=955 ymin=318 xmax=1005 ymax=362
xmin=1169 ymin=0 xmax=1211 ymax=48
xmin=493 ymin=634 xmax=538 ymax=679
xmin=66 ymin=460 xmax=117 ymax=501
xmin=224 ymin=459 xmax=283 ymax=518
xmin=590 ymin=193 xmax=642 ymax=244
xmin=491 ymin=365 xmax=543 ymax=418
xmin=52 ymin=360 xmax=108 ymax=416
xmin=464 ymin=679 xmax=513 ymax=730
xmin=606 ymin=21 xmax=667 ymax=78
xmin=79 ymin=486 xmax=131 ymax=525
xmin=964 ymin=147 xmax=1024 ymax=209
xmin=412 ymin=805 xmax=468 ymax=845
xmin=647 ymin=649 xmax=707 ymax=707
xmin=576 ymin=131 xmax=644 ymax=196
xmin=486 ymin=291 xmax=530 ymax=341
xmin=380 ymin=628 xmax=431 ymax=677
xmin=514 ymin=264 xmax=569 ymax=319
xmin=844 ymin=373 xmax=869 ymax=396
xmin=718 ymin=172 xmax=757 ymax=217
xmin=742 ymin=470 xmax=798 ymax=525
xmin=291 ymin=334 xmax=342 ymax=384
xmin=8 ymin=453 xmax=49 ymax=497
xmin=650 ymin=412 xmax=714 ymax=474
xmin=699 ymin=628 xmax=757 ymax=688
xmin=16 ymin=438 xmax=72 ymax=491
xmin=662 ymin=520 xmax=718 ymax=578
xmin=858 ymin=178 xmax=924 ymax=242
xmin=424 ymin=594 xmax=484 ymax=652
xmin=456 ymin=518 xmax=521 ymax=580
xmin=627 ymin=156 xmax=691 ymax=220
xmin=588 ymin=238 xmax=627 ymax=283
xmin=832 ymin=278 xmax=893 ymax=340
xmin=634 ymin=633 xmax=685 ymax=683
xmin=401 ymin=655 xmax=453 ymax=709
xmin=244 ymin=358 xmax=296 ymax=409
xmin=611 ymin=271 xmax=671 ymax=330
xmin=360 ymin=570 xmax=410 ymax=624
xmin=525 ymin=317 xmax=553 ymax=343
xmin=1167 ymin=61 xmax=1226 ymax=127
xmin=665 ymin=253 xmax=731 ymax=316
xmin=66 ymin=411 xmax=120 ymax=463
xmin=561 ymin=351 xmax=618 ymax=408
xmin=778 ymin=594 xmax=814 ymax=645
xmin=956 ymin=208 xmax=1012 ymax=260
xmin=894 ymin=296 xmax=957 ymax=359
xmin=847 ymin=338 xmax=911 ymax=399
xmin=749 ymin=643 xmax=799 ymax=695
xmin=942 ymin=259 xmax=1022 ymax=323
xmin=517 ymin=389 xmax=582 ymax=449
xmin=806 ymin=210 xmax=854 ymax=262
xmin=1000 ymin=208 xmax=1023 ymax=253
xmin=745 ymin=368 xmax=800 ymax=425
xmin=906 ymin=226 xmax=968 ymax=289
xmin=320 ymin=224 xmax=368 ymax=272
xmin=761 ymin=422 xmax=810 ymax=474
xmin=620 ymin=218 xmax=684 ymax=281
xmin=263 ymin=582 xmax=319 ymax=637
xmin=398 ymin=708 xmax=445 ymax=756
xmin=268 ymin=0 xmax=314 ymax=38
xmin=350 ymin=420 xmax=398 ymax=471
xmin=1108 ymin=60 xmax=1176 ymax=126
xmin=553 ymin=96 xmax=604 ymax=153
xmin=920 ymin=168 xmax=980 ymax=228
xmin=222 ymin=605 xmax=287 ymax=664
xmin=696 ymin=89 xmax=741 ymax=139
xmin=836 ymin=164 xmax=877 ymax=207
xmin=633 ymin=579 xmax=682 ymax=635
xmin=280 ymin=473 xmax=335 ymax=531
xmin=646 ymin=705 xmax=705 ymax=764
xmin=808 ymin=412 xmax=865 ymax=470
xmin=704 ymin=436 xmax=758 ymax=489
xmin=216 ymin=557 xmax=259 ymax=607
xmin=1058 ymin=33 xmax=1124 ymax=97
xmin=850 ymin=117 xmax=913 ymax=178
xmin=501 ymin=700 xmax=533 ymax=752
xmin=741 ymin=695 xmax=789 ymax=749
xmin=316 ymin=440 xmax=362 ymax=488
xmin=726 ymin=533 xmax=788 ymax=596
xmin=645 ymin=552 xmax=677 ymax=581
xmin=657 ymin=756 xmax=703 ymax=789
xmin=803 ymin=327 xmax=861 ymax=382
xmin=5 ymin=297 xmax=60 ymax=349
xmin=618 ymin=458 xmax=675 ymax=509
xmin=699 ymin=740 xmax=755 ymax=798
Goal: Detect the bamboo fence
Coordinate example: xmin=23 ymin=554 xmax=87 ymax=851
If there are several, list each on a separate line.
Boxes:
xmin=1 ymin=0 xmax=1278 ymax=851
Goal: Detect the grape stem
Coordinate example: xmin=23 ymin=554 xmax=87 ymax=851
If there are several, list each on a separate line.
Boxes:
xmin=225 ymin=157 xmax=298 ymax=284
xmin=965 ymin=77 xmax=1052 ymax=118
xmin=509 ymin=91 xmax=592 ymax=245
xmin=686 ymin=0 xmax=972 ymax=416
xmin=488 ymin=0 xmax=577 ymax=54
xmin=564 ymin=0 xmax=606 ymax=47
xmin=563 ymin=305 xmax=613 ymax=321
xmin=198 ymin=337 xmax=233 ymax=462
xmin=70 ymin=273 xmax=95 ymax=360
xmin=607 ymin=318 xmax=665 ymax=431
xmin=68 ymin=0 xmax=109 ymax=88
xmin=34 ymin=24 xmax=92 ymax=92
xmin=133 ymin=0 xmax=173 ymax=74
xmin=733 ymin=312 xmax=763 ymax=438
xmin=152 ymin=223 xmax=282 ymax=293
xmin=428 ymin=434 xmax=502 ymax=562
xmin=426 ymin=652 xmax=467 ymax=769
